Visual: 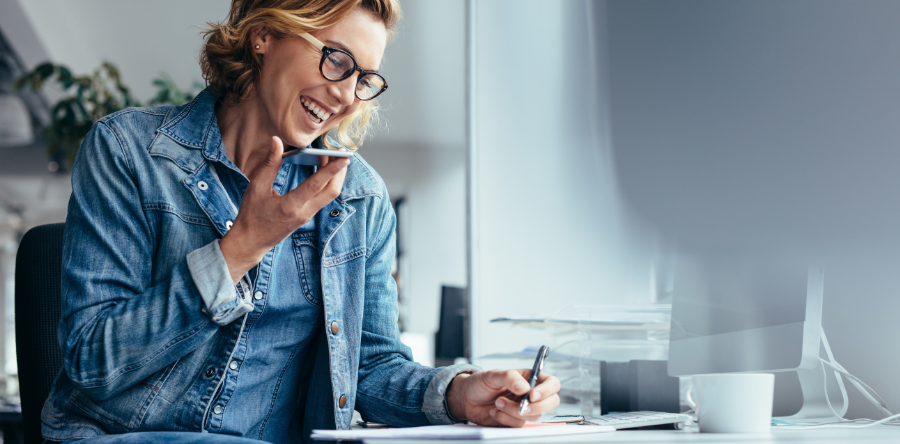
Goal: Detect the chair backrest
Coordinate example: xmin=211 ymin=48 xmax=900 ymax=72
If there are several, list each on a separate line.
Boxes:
xmin=15 ymin=223 xmax=65 ymax=444
xmin=434 ymin=285 xmax=465 ymax=366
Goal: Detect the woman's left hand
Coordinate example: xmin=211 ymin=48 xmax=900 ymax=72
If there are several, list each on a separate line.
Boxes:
xmin=445 ymin=369 xmax=560 ymax=427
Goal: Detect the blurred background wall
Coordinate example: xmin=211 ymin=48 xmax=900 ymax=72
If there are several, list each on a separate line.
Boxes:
xmin=469 ymin=0 xmax=656 ymax=369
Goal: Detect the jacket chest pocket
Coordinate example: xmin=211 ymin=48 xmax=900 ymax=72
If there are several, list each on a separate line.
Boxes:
xmin=292 ymin=231 xmax=323 ymax=306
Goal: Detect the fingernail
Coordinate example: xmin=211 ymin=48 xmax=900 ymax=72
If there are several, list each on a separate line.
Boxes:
xmin=531 ymin=391 xmax=541 ymax=401
xmin=514 ymin=382 xmax=529 ymax=392
xmin=489 ymin=409 xmax=497 ymax=418
xmin=495 ymin=398 xmax=505 ymax=409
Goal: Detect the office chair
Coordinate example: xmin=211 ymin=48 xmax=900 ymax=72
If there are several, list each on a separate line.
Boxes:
xmin=15 ymin=223 xmax=65 ymax=444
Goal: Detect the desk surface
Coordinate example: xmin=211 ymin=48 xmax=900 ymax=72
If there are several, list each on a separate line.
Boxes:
xmin=362 ymin=426 xmax=900 ymax=443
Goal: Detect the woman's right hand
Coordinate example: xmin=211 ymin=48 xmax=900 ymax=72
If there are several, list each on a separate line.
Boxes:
xmin=219 ymin=136 xmax=349 ymax=283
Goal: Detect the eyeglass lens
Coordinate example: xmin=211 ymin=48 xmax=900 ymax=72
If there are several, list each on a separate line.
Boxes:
xmin=322 ymin=51 xmax=385 ymax=100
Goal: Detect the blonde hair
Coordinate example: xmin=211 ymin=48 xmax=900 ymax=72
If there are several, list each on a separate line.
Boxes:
xmin=200 ymin=0 xmax=401 ymax=150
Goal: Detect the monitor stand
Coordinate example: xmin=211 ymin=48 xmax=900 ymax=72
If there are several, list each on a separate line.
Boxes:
xmin=777 ymin=331 xmax=848 ymax=423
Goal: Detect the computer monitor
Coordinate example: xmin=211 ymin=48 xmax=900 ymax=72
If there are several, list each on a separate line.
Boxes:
xmin=604 ymin=1 xmax=900 ymax=421
xmin=667 ymin=252 xmax=839 ymax=421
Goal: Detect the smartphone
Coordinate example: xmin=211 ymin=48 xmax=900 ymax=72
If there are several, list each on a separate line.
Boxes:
xmin=282 ymin=147 xmax=353 ymax=166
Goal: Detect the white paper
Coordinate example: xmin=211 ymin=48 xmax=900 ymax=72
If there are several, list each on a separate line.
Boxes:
xmin=311 ymin=424 xmax=615 ymax=441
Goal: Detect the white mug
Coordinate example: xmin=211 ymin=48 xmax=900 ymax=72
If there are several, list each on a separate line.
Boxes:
xmin=685 ymin=373 xmax=775 ymax=433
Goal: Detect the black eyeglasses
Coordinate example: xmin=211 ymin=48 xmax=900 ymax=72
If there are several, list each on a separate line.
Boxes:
xmin=298 ymin=33 xmax=387 ymax=101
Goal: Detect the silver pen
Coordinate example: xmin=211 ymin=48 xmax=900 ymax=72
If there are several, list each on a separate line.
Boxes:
xmin=519 ymin=345 xmax=550 ymax=415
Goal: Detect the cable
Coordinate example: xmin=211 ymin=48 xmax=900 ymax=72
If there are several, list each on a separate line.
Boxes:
xmin=820 ymin=328 xmax=894 ymax=418
xmin=821 ymin=361 xmax=843 ymax=420
xmin=780 ymin=412 xmax=900 ymax=429
xmin=820 ymin=359 xmax=893 ymax=417
xmin=820 ymin=330 xmax=849 ymax=418
xmin=783 ymin=328 xmax=896 ymax=429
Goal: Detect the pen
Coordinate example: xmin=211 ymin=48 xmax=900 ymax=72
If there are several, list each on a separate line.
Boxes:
xmin=519 ymin=345 xmax=550 ymax=415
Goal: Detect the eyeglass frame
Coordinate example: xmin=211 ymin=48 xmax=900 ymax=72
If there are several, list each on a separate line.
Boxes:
xmin=297 ymin=33 xmax=388 ymax=101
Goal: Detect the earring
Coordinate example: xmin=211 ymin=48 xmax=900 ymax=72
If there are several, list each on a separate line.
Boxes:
xmin=255 ymin=44 xmax=260 ymax=50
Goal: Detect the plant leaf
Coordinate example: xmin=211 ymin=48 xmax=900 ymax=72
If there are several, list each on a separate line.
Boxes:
xmin=35 ymin=62 xmax=55 ymax=79
xmin=58 ymin=66 xmax=75 ymax=89
xmin=12 ymin=76 xmax=28 ymax=90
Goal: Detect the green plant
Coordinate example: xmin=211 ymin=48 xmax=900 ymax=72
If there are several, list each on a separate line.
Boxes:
xmin=149 ymin=73 xmax=203 ymax=107
xmin=13 ymin=61 xmax=200 ymax=168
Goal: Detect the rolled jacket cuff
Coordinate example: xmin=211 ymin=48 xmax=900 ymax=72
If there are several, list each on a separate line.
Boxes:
xmin=186 ymin=239 xmax=254 ymax=325
xmin=422 ymin=364 xmax=482 ymax=425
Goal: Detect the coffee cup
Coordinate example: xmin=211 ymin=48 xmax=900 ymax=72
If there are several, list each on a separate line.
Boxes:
xmin=685 ymin=373 xmax=774 ymax=433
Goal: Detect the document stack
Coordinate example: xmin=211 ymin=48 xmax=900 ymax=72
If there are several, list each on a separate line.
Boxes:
xmin=487 ymin=304 xmax=672 ymax=417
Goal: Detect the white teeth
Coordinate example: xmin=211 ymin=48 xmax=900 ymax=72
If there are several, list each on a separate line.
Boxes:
xmin=301 ymin=97 xmax=331 ymax=123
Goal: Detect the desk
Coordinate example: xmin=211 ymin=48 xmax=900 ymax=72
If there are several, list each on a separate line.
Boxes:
xmin=363 ymin=426 xmax=899 ymax=443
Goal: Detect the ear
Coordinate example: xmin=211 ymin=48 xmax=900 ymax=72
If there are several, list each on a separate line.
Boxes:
xmin=250 ymin=25 xmax=270 ymax=53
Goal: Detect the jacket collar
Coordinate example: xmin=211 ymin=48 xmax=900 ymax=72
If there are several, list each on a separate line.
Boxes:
xmin=151 ymin=89 xmax=222 ymax=173
xmin=150 ymin=88 xmax=381 ymax=201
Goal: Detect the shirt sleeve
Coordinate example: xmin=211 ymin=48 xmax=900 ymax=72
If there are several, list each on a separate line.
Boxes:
xmin=422 ymin=364 xmax=482 ymax=425
xmin=186 ymin=239 xmax=255 ymax=325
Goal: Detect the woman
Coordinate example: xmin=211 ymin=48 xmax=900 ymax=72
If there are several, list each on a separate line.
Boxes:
xmin=41 ymin=1 xmax=560 ymax=443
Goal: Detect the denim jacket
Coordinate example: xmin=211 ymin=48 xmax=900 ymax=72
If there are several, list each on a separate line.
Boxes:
xmin=42 ymin=90 xmax=478 ymax=442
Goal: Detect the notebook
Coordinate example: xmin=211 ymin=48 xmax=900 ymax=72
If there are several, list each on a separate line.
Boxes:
xmin=311 ymin=423 xmax=615 ymax=440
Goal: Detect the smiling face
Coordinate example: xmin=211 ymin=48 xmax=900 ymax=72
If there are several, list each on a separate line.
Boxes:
xmin=252 ymin=8 xmax=387 ymax=148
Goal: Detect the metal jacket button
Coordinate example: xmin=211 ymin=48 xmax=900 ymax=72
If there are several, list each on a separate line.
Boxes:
xmin=225 ymin=221 xmax=233 ymax=230
xmin=254 ymin=291 xmax=263 ymax=300
xmin=229 ymin=361 xmax=239 ymax=370
xmin=331 ymin=321 xmax=339 ymax=335
xmin=330 ymin=209 xmax=340 ymax=217
xmin=339 ymin=395 xmax=347 ymax=408
xmin=197 ymin=181 xmax=208 ymax=190
xmin=205 ymin=367 xmax=215 ymax=378
xmin=213 ymin=405 xmax=223 ymax=414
